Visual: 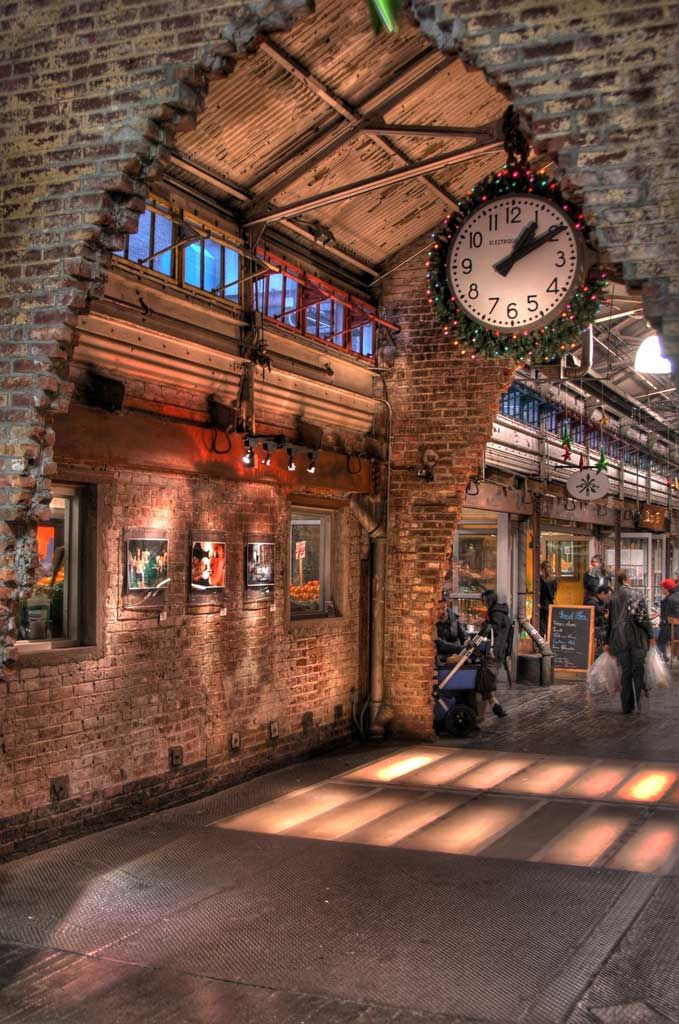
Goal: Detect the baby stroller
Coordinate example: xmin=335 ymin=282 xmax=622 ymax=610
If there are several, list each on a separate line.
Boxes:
xmin=432 ymin=629 xmax=491 ymax=737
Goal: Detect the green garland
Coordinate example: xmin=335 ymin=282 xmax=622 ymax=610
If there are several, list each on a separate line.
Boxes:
xmin=425 ymin=166 xmax=606 ymax=363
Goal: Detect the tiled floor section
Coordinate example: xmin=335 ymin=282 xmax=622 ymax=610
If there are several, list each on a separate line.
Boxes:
xmin=215 ymin=747 xmax=679 ymax=874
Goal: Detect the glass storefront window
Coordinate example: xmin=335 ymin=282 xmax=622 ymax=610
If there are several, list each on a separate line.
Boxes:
xmin=289 ymin=509 xmax=333 ymax=618
xmin=447 ymin=509 xmax=498 ymax=623
xmin=604 ymin=534 xmax=666 ymax=612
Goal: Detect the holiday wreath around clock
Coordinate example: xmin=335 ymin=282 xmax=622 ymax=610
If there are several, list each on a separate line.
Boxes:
xmin=426 ymin=108 xmax=606 ymax=363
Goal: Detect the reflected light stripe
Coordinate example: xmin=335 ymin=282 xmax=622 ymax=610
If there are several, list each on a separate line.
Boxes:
xmin=453 ymin=757 xmax=534 ymax=791
xmin=560 ymin=765 xmax=632 ymax=800
xmin=344 ymin=748 xmax=449 ymax=782
xmin=498 ymin=760 xmax=587 ymax=795
xmin=343 ymin=795 xmax=466 ymax=846
xmin=537 ymin=813 xmax=632 ymax=867
xmin=608 ymin=821 xmax=679 ymax=873
xmin=399 ymin=799 xmax=531 ymax=855
xmin=216 ymin=784 xmax=364 ymax=834
xmin=405 ymin=753 xmax=491 ymax=786
xmin=285 ymin=790 xmax=414 ymax=839
xmin=616 ymin=770 xmax=678 ymax=803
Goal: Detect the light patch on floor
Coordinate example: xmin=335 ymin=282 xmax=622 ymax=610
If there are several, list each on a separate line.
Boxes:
xmin=214 ymin=748 xmax=679 ymax=876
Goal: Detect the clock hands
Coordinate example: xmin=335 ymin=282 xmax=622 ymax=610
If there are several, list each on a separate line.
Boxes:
xmin=494 ymin=221 xmax=568 ymax=277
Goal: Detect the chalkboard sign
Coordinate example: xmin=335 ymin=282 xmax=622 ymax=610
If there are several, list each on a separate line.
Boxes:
xmin=547 ymin=605 xmax=595 ymax=671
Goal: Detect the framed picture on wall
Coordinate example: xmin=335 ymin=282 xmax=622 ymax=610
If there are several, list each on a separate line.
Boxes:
xmin=123 ymin=528 xmax=169 ymax=610
xmin=190 ymin=534 xmax=227 ymax=606
xmin=245 ymin=539 xmax=275 ymax=595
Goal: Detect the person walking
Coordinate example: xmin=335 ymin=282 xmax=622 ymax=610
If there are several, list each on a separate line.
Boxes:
xmin=477 ymin=589 xmax=510 ymax=718
xmin=539 ymin=560 xmax=557 ymax=637
xmin=585 ymin=582 xmax=612 ymax=655
xmin=657 ymin=578 xmax=679 ymax=663
xmin=606 ymin=571 xmax=654 ymax=714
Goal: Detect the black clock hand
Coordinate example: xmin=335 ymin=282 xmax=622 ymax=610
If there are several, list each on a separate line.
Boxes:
xmin=509 ymin=219 xmax=538 ymax=257
xmin=494 ymin=222 xmax=568 ymax=277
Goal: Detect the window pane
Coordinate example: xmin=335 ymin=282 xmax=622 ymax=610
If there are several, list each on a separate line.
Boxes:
xmin=203 ymin=238 xmax=222 ymax=294
xmin=184 ymin=241 xmax=202 ymax=288
xmin=128 ymin=209 xmax=152 ymax=264
xmin=306 ymin=303 xmax=319 ymax=336
xmin=19 ymin=498 xmax=69 ymax=640
xmin=447 ymin=509 xmax=497 ymax=601
xmin=255 ymin=276 xmax=266 ymax=312
xmin=363 ymin=322 xmax=374 ymax=356
xmin=267 ymin=273 xmax=283 ymax=318
xmin=318 ymin=299 xmax=333 ymax=339
xmin=284 ymin=276 xmax=299 ymax=327
xmin=332 ymin=303 xmax=345 ymax=345
xmin=290 ymin=514 xmax=326 ymax=617
xmin=152 ymin=211 xmax=173 ymax=275
xmin=351 ymin=327 xmax=361 ymax=353
xmin=223 ymin=247 xmax=239 ymax=302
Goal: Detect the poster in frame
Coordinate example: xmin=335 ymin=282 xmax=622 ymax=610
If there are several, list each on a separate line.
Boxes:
xmin=123 ymin=527 xmax=170 ymax=610
xmin=190 ymin=533 xmax=227 ymax=606
xmin=245 ymin=538 xmax=275 ymax=596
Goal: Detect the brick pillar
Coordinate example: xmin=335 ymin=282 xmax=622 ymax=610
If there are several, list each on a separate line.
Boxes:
xmin=381 ymin=243 xmax=515 ymax=737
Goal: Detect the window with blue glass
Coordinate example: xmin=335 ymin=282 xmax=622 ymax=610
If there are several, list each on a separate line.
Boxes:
xmin=183 ymin=236 xmax=239 ymax=302
xmin=115 ymin=203 xmax=174 ymax=276
xmin=350 ymin=320 xmax=374 ymax=357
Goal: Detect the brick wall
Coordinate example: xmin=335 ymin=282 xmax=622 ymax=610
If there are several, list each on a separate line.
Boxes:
xmin=0 ymin=0 xmax=312 ymax=667
xmin=1 ymin=454 xmax=360 ymax=858
xmin=381 ymin=242 xmax=515 ymax=736
xmin=410 ymin=0 xmax=679 ymax=370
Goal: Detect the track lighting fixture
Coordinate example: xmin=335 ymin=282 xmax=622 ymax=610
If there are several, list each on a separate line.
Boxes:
xmin=262 ymin=444 xmax=271 ymax=466
xmin=287 ymin=448 xmax=296 ymax=472
xmin=242 ymin=444 xmax=255 ymax=468
xmin=306 ymin=452 xmax=316 ymax=474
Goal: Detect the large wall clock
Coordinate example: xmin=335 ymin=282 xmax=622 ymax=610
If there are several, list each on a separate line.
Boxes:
xmin=427 ymin=167 xmax=605 ymax=362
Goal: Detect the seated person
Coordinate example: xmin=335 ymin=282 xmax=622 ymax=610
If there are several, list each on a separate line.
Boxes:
xmin=434 ymin=598 xmax=468 ymax=667
xmin=584 ymin=583 xmax=612 ymax=655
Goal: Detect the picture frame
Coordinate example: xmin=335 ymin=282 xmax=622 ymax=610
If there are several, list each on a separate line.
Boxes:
xmin=123 ymin=527 xmax=169 ymax=610
xmin=245 ymin=538 xmax=275 ymax=596
xmin=189 ymin=534 xmax=227 ymax=606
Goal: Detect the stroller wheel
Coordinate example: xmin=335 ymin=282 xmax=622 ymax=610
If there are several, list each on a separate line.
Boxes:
xmin=444 ymin=704 xmax=477 ymax=737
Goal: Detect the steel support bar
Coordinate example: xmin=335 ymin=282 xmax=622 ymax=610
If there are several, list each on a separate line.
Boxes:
xmin=254 ymin=42 xmax=463 ymax=210
xmin=362 ymin=121 xmax=497 ymax=140
xmin=248 ymin=50 xmax=447 ymax=196
xmin=246 ymin=140 xmax=503 ymax=225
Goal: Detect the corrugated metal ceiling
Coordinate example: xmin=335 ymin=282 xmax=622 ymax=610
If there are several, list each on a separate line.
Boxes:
xmin=173 ymin=0 xmax=506 ymax=269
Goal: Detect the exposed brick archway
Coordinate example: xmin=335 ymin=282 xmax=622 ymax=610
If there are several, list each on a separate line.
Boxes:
xmin=3 ymin=0 xmax=678 ymax=694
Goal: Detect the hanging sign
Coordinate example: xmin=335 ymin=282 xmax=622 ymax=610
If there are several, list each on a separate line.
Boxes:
xmin=565 ymin=468 xmax=609 ymax=501
xmin=638 ymin=504 xmax=667 ymax=531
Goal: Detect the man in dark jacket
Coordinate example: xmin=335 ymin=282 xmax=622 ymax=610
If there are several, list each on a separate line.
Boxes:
xmin=479 ymin=589 xmax=511 ymax=718
xmin=584 ymin=554 xmax=611 ymax=601
xmin=606 ymin=571 xmax=654 ymax=713
xmin=585 ymin=583 xmax=611 ymax=655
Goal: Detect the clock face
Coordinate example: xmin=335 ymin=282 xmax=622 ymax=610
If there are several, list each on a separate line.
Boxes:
xmin=446 ymin=195 xmax=584 ymax=334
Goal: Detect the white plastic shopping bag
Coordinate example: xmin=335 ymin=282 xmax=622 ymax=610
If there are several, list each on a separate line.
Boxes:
xmin=586 ymin=651 xmax=621 ymax=695
xmin=645 ymin=646 xmax=671 ymax=689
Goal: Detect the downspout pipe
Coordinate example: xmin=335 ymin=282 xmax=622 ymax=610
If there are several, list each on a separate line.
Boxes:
xmin=348 ymin=494 xmax=387 ymax=737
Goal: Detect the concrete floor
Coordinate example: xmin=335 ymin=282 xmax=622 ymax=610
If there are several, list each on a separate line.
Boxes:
xmin=2 ymin=675 xmax=679 ymax=1024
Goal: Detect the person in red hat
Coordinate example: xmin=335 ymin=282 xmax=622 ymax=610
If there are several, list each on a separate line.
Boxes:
xmin=658 ymin=578 xmax=679 ymax=663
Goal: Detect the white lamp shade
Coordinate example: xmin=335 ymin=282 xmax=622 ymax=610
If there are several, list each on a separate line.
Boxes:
xmin=634 ymin=334 xmax=671 ymax=374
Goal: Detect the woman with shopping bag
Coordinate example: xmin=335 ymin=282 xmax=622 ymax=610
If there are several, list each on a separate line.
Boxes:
xmin=606 ymin=571 xmax=655 ymax=714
